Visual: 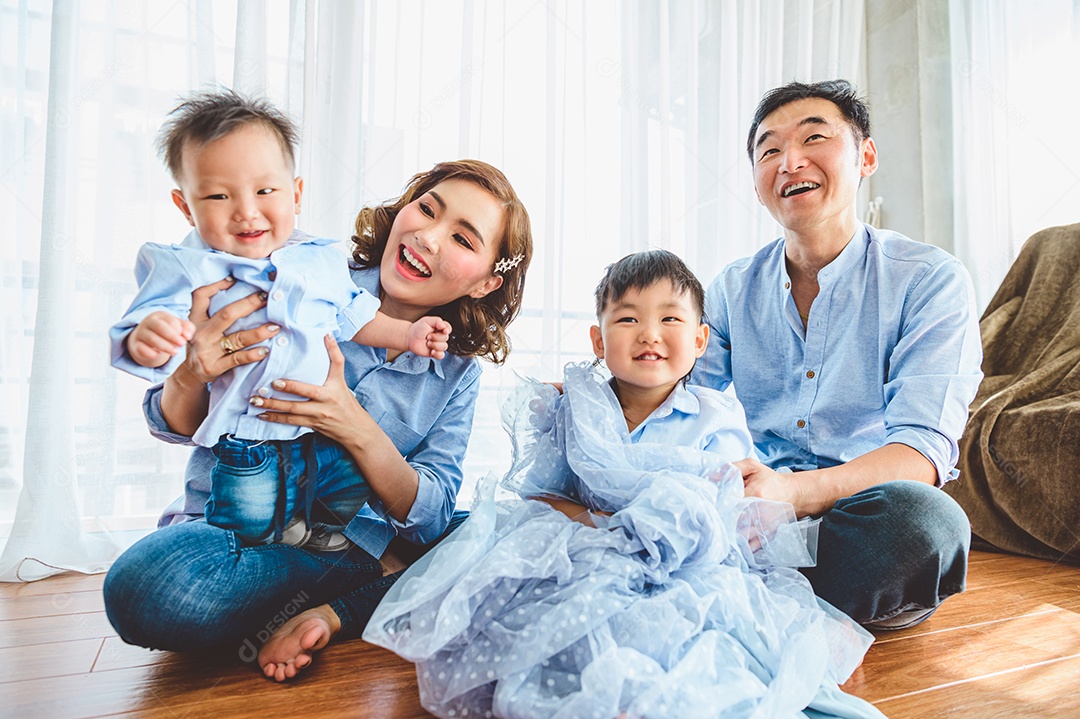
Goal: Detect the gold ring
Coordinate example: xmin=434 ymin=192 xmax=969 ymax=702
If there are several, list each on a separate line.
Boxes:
xmin=220 ymin=335 xmax=238 ymax=355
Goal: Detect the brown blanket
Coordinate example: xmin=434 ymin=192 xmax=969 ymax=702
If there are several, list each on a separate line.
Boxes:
xmin=945 ymin=223 xmax=1080 ymax=563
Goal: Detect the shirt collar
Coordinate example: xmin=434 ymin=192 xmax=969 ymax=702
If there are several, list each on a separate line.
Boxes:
xmin=777 ymin=223 xmax=869 ymax=289
xmin=622 ymin=380 xmax=700 ymax=436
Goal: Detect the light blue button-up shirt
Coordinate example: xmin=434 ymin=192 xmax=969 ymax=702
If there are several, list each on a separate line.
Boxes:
xmin=145 ymin=267 xmax=482 ymax=557
xmin=695 ymin=223 xmax=983 ymax=485
xmin=627 ymin=381 xmax=756 ymax=461
xmin=111 ymin=230 xmax=380 ymax=447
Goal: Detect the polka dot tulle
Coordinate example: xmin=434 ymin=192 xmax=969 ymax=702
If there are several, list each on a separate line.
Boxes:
xmin=365 ymin=363 xmax=885 ymax=719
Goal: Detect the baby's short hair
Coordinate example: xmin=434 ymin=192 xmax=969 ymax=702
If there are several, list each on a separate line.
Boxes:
xmin=156 ymin=88 xmax=299 ymax=181
xmin=594 ymin=249 xmax=705 ymax=320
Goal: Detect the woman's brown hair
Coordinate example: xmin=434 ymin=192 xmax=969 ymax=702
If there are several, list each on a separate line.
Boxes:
xmin=351 ymin=160 xmax=533 ymax=364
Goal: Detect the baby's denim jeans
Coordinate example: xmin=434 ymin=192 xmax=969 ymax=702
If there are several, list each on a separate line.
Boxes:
xmin=207 ymin=432 xmax=371 ymax=544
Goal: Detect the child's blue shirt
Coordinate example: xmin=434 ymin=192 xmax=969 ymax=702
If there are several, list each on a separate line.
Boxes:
xmin=110 ymin=229 xmax=381 ymax=447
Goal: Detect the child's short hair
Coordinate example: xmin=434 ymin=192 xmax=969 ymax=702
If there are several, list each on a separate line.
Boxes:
xmin=594 ymin=249 xmax=705 ymax=320
xmin=156 ymin=88 xmax=299 ymax=182
xmin=351 ymin=159 xmax=533 ymax=365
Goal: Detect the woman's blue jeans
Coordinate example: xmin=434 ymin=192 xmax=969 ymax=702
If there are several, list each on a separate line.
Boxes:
xmin=800 ymin=480 xmax=971 ymax=624
xmin=103 ymin=512 xmax=468 ymax=656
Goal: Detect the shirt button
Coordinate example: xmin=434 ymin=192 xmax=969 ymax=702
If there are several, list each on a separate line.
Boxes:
xmin=257 ymin=387 xmax=271 ymax=397
xmin=272 ymin=290 xmax=284 ymax=301
xmin=806 ymin=370 xmax=815 ymax=379
xmin=784 ymin=281 xmax=791 ymax=289
xmin=797 ymin=419 xmax=806 ymax=428
xmin=276 ymin=336 xmax=288 ymax=346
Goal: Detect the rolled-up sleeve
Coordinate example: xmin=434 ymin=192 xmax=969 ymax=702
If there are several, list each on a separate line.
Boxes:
xmin=883 ymin=258 xmax=984 ymax=484
xmin=142 ymin=383 xmax=199 ymax=446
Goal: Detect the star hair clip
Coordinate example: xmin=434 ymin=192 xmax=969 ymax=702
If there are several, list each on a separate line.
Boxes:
xmin=494 ymin=253 xmax=524 ymax=275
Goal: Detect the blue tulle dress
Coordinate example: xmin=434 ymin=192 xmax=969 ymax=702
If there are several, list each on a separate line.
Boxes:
xmin=364 ymin=363 xmax=886 ymax=719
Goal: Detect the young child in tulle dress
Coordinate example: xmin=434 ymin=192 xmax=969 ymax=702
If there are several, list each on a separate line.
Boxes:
xmin=365 ymin=250 xmax=885 ymax=719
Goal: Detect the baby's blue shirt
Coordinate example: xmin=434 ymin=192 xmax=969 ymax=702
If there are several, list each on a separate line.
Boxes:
xmin=110 ymin=229 xmax=381 ymax=446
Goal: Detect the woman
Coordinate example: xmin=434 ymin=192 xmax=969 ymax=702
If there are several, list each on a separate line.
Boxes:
xmin=103 ymin=160 xmax=533 ymax=682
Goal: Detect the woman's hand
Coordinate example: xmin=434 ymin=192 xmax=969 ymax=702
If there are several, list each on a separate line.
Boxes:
xmin=161 ymin=277 xmax=280 ymax=436
xmin=252 ymin=334 xmax=367 ymax=445
xmin=176 ymin=277 xmax=279 ymax=385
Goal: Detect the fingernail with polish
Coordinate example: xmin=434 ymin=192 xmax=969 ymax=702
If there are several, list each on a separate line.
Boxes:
xmin=259 ymin=291 xmax=269 ymax=301
xmin=257 ymin=347 xmax=269 ymax=356
xmin=268 ymin=324 xmax=280 ymax=333
xmin=249 ymin=397 xmax=264 ymax=407
xmin=272 ymin=379 xmax=286 ymax=389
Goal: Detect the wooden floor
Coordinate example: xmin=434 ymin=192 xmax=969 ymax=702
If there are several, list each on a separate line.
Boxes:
xmin=1 ymin=549 xmax=1078 ymax=718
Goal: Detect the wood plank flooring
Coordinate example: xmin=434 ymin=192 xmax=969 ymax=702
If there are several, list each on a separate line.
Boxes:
xmin=0 ymin=549 xmax=1077 ymax=718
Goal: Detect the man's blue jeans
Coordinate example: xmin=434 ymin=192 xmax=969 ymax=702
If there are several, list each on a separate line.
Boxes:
xmin=208 ymin=432 xmax=371 ymax=544
xmin=800 ymin=480 xmax=971 ymax=625
xmin=103 ymin=512 xmax=468 ymax=654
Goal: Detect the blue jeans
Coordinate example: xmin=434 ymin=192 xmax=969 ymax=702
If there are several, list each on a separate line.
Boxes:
xmin=208 ymin=432 xmax=371 ymax=544
xmin=800 ymin=480 xmax=971 ymax=624
xmin=103 ymin=512 xmax=469 ymax=653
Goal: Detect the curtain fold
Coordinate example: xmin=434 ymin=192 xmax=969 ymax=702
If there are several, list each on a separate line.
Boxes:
xmin=949 ymin=0 xmax=1080 ymax=311
xmin=0 ymin=0 xmax=118 ymax=581
xmin=2 ymin=0 xmax=873 ymax=579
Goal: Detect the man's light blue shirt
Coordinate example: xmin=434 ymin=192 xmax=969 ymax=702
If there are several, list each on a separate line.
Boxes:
xmin=143 ymin=267 xmax=482 ymax=557
xmin=695 ymin=223 xmax=983 ymax=485
xmin=111 ymin=230 xmax=381 ymax=446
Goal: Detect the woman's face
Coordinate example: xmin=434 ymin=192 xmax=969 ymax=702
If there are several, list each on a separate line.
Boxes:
xmin=379 ymin=178 xmax=506 ymax=320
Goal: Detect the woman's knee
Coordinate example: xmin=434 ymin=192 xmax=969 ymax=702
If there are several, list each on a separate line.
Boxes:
xmin=104 ymin=522 xmax=240 ymax=650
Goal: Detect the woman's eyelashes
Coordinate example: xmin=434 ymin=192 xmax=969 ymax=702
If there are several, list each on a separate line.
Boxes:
xmin=417 ymin=200 xmax=475 ymax=251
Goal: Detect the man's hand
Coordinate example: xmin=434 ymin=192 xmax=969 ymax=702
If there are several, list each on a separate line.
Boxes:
xmin=407 ymin=316 xmax=451 ymax=360
xmin=126 ymin=311 xmax=196 ymax=368
xmin=734 ymin=457 xmax=821 ymax=518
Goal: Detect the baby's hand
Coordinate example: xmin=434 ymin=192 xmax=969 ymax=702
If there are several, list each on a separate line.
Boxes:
xmin=126 ymin=311 xmax=196 ymax=368
xmin=407 ymin=316 xmax=451 ymax=360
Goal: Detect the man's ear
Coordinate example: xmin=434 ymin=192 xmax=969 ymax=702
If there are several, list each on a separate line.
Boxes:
xmin=694 ymin=322 xmax=709 ymax=358
xmin=860 ymin=137 xmax=879 ymax=178
xmin=468 ymin=273 xmax=504 ymax=299
xmin=293 ymin=176 xmax=304 ymax=214
xmin=171 ymin=189 xmax=196 ymax=227
xmin=589 ymin=325 xmax=604 ymax=360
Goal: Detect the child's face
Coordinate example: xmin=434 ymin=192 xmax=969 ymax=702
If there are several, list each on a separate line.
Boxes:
xmin=171 ymin=123 xmax=302 ymax=260
xmin=378 ymin=178 xmax=505 ymax=318
xmin=590 ymin=280 xmax=708 ymax=395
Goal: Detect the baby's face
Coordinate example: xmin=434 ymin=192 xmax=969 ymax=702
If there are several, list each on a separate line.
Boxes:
xmin=171 ymin=123 xmax=302 ymax=259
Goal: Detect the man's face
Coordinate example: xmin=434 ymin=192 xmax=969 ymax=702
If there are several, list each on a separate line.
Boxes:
xmin=750 ymin=97 xmax=877 ymax=239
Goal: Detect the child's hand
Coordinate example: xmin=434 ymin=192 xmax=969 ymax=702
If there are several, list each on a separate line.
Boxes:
xmin=126 ymin=311 xmax=196 ymax=368
xmin=407 ymin=316 xmax=451 ymax=360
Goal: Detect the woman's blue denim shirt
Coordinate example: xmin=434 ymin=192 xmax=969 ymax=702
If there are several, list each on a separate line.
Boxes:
xmin=144 ymin=267 xmax=482 ymax=558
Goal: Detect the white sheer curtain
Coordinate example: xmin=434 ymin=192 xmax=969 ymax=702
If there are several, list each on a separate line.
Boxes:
xmin=950 ymin=0 xmax=1080 ymax=310
xmin=0 ymin=0 xmax=865 ymax=580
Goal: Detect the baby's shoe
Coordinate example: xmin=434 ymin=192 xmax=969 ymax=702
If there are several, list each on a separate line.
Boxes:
xmin=303 ymin=526 xmax=353 ymax=552
xmin=279 ymin=516 xmax=312 ymax=546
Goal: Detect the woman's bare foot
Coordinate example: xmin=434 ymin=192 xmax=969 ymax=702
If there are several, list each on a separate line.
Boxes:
xmin=257 ymin=603 xmax=342 ymax=682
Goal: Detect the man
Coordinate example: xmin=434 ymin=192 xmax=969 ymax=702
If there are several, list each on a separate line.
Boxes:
xmin=696 ymin=79 xmax=983 ymax=629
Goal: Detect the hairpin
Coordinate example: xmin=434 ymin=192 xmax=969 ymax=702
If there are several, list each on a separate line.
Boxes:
xmin=494 ymin=253 xmax=524 ymax=274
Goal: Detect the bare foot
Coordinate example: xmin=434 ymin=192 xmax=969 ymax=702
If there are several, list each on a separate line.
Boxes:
xmin=257 ymin=603 xmax=342 ymax=682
